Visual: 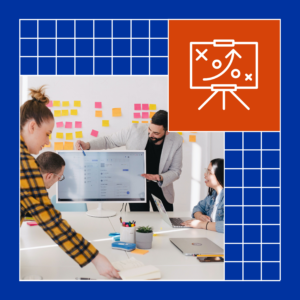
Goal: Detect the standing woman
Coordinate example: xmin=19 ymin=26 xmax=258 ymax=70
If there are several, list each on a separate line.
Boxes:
xmin=20 ymin=86 xmax=120 ymax=279
xmin=181 ymin=158 xmax=224 ymax=233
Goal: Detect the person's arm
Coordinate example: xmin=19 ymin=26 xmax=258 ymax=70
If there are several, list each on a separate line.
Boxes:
xmin=180 ymin=220 xmax=223 ymax=233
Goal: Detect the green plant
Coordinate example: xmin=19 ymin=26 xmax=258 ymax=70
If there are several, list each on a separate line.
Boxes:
xmin=136 ymin=226 xmax=153 ymax=233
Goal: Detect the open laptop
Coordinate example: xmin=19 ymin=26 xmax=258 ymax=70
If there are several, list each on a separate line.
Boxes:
xmin=170 ymin=237 xmax=224 ymax=256
xmin=152 ymin=194 xmax=192 ymax=228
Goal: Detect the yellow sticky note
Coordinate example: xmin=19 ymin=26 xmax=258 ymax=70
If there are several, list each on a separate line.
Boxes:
xmin=95 ymin=111 xmax=102 ymax=117
xmin=75 ymin=131 xmax=83 ymax=138
xmin=150 ymin=112 xmax=155 ymax=118
xmin=53 ymin=101 xmax=60 ymax=107
xmin=64 ymin=142 xmax=74 ymax=150
xmin=54 ymin=142 xmax=64 ymax=151
xmin=62 ymin=101 xmax=69 ymax=107
xmin=56 ymin=132 xmax=63 ymax=139
xmin=44 ymin=142 xmax=51 ymax=148
xmin=102 ymin=120 xmax=109 ymax=127
xmin=54 ymin=110 xmax=61 ymax=117
xmin=74 ymin=101 xmax=81 ymax=107
xmin=62 ymin=110 xmax=69 ymax=116
xmin=66 ymin=133 xmax=73 ymax=140
xmin=142 ymin=121 xmax=148 ymax=123
xmin=178 ymin=132 xmax=183 ymax=135
xmin=189 ymin=135 xmax=196 ymax=142
xmin=149 ymin=104 xmax=156 ymax=110
xmin=49 ymin=134 xmax=52 ymax=140
xmin=131 ymin=249 xmax=149 ymax=255
xmin=132 ymin=121 xmax=139 ymax=123
xmin=71 ymin=109 xmax=78 ymax=116
xmin=112 ymin=108 xmax=122 ymax=117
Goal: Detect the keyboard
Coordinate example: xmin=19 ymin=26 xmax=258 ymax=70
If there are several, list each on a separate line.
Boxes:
xmin=170 ymin=218 xmax=185 ymax=227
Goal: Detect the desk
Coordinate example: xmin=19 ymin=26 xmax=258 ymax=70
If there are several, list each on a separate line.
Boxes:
xmin=20 ymin=211 xmax=224 ymax=281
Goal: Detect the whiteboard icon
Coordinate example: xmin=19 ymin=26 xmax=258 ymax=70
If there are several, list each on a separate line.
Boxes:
xmin=190 ymin=40 xmax=258 ymax=110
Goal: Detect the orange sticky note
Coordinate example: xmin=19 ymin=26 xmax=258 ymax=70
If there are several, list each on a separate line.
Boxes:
xmin=75 ymin=131 xmax=83 ymax=138
xmin=74 ymin=101 xmax=81 ymax=107
xmin=149 ymin=104 xmax=156 ymax=110
xmin=112 ymin=108 xmax=122 ymax=117
xmin=66 ymin=133 xmax=73 ymax=140
xmin=56 ymin=132 xmax=63 ymax=139
xmin=95 ymin=111 xmax=102 ymax=117
xmin=131 ymin=249 xmax=149 ymax=255
xmin=178 ymin=132 xmax=182 ymax=135
xmin=102 ymin=120 xmax=109 ymax=127
xmin=132 ymin=121 xmax=139 ymax=123
xmin=53 ymin=101 xmax=60 ymax=107
xmin=54 ymin=110 xmax=61 ymax=117
xmin=64 ymin=142 xmax=74 ymax=150
xmin=62 ymin=101 xmax=69 ymax=107
xmin=71 ymin=109 xmax=78 ymax=116
xmin=43 ymin=142 xmax=51 ymax=148
xmin=54 ymin=142 xmax=64 ymax=151
xmin=62 ymin=110 xmax=69 ymax=116
xmin=142 ymin=121 xmax=148 ymax=123
xmin=189 ymin=135 xmax=196 ymax=142
xmin=150 ymin=112 xmax=155 ymax=118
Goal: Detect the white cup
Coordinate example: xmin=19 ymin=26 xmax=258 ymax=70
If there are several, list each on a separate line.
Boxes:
xmin=120 ymin=225 xmax=136 ymax=244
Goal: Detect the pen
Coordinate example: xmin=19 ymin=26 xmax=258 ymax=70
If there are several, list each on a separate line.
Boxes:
xmin=120 ymin=217 xmax=122 ymax=224
xmin=75 ymin=277 xmax=96 ymax=280
xmin=79 ymin=144 xmax=86 ymax=156
xmin=196 ymin=254 xmax=224 ymax=257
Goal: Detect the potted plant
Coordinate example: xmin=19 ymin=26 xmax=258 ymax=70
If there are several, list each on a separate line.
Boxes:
xmin=136 ymin=226 xmax=153 ymax=249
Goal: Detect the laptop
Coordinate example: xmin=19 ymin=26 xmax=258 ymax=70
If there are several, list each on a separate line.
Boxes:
xmin=152 ymin=194 xmax=192 ymax=228
xmin=170 ymin=237 xmax=224 ymax=256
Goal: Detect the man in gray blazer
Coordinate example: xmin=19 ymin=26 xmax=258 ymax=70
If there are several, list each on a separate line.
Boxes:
xmin=75 ymin=110 xmax=183 ymax=211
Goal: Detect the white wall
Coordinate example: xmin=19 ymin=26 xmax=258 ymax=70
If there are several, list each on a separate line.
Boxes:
xmin=21 ymin=76 xmax=224 ymax=212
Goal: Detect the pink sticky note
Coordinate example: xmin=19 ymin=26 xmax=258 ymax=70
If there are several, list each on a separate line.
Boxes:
xmin=134 ymin=104 xmax=141 ymax=110
xmin=142 ymin=112 xmax=149 ymax=118
xmin=134 ymin=113 xmax=141 ymax=118
xmin=56 ymin=121 xmax=63 ymax=128
xmin=65 ymin=122 xmax=72 ymax=128
xmin=75 ymin=121 xmax=82 ymax=128
xmin=46 ymin=101 xmax=53 ymax=107
xmin=95 ymin=102 xmax=102 ymax=109
xmin=27 ymin=221 xmax=38 ymax=226
xmin=91 ymin=130 xmax=99 ymax=137
xmin=142 ymin=104 xmax=149 ymax=110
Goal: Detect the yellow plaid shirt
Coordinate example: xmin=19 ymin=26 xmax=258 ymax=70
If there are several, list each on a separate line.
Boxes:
xmin=20 ymin=136 xmax=99 ymax=267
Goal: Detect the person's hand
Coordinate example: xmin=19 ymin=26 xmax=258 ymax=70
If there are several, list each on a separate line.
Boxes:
xmin=181 ymin=219 xmax=206 ymax=229
xmin=141 ymin=174 xmax=161 ymax=182
xmin=92 ymin=253 xmax=121 ymax=279
xmin=75 ymin=140 xmax=90 ymax=151
xmin=194 ymin=211 xmax=211 ymax=222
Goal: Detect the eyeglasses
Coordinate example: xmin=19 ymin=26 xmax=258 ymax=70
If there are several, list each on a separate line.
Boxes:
xmin=204 ymin=168 xmax=214 ymax=176
xmin=53 ymin=173 xmax=65 ymax=181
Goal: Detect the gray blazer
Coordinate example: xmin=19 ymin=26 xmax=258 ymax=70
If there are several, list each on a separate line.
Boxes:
xmin=89 ymin=124 xmax=183 ymax=204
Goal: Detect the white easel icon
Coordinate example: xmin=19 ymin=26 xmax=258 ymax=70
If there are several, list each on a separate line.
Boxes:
xmin=190 ymin=40 xmax=258 ymax=111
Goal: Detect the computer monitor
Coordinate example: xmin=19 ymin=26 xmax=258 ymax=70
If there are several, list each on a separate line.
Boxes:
xmin=56 ymin=150 xmax=146 ymax=218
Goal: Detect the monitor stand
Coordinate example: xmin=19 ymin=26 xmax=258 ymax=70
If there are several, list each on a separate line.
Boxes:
xmin=86 ymin=203 xmax=117 ymax=218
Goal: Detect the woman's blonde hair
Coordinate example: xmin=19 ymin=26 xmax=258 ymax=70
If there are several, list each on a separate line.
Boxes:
xmin=20 ymin=85 xmax=54 ymax=129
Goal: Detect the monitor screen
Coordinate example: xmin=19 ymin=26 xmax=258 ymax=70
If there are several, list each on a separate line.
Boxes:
xmin=56 ymin=150 xmax=146 ymax=203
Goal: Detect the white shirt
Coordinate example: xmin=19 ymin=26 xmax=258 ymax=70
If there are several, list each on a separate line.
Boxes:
xmin=210 ymin=193 xmax=221 ymax=222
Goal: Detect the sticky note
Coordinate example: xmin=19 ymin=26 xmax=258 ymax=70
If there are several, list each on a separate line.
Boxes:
xmin=142 ymin=104 xmax=149 ymax=110
xmin=191 ymin=132 xmax=197 ymax=133
xmin=150 ymin=112 xmax=155 ymax=118
xmin=64 ymin=142 xmax=74 ymax=150
xmin=112 ymin=108 xmax=122 ymax=117
xmin=54 ymin=110 xmax=61 ymax=117
xmin=54 ymin=142 xmax=64 ymax=151
xmin=65 ymin=122 xmax=72 ymax=128
xmin=189 ymin=135 xmax=196 ymax=142
xmin=53 ymin=101 xmax=60 ymax=107
xmin=91 ymin=130 xmax=99 ymax=137
xmin=75 ymin=121 xmax=82 ymax=128
xmin=142 ymin=121 xmax=148 ymax=123
xmin=49 ymin=134 xmax=52 ymax=140
xmin=56 ymin=132 xmax=63 ymax=139
xmin=46 ymin=101 xmax=53 ymax=107
xmin=56 ymin=121 xmax=63 ymax=128
xmin=102 ymin=120 xmax=109 ymax=127
xmin=62 ymin=101 xmax=69 ymax=107
xmin=149 ymin=104 xmax=156 ymax=110
xmin=134 ymin=113 xmax=141 ymax=118
xmin=44 ymin=142 xmax=51 ymax=148
xmin=74 ymin=101 xmax=81 ymax=107
xmin=75 ymin=131 xmax=83 ymax=138
xmin=132 ymin=121 xmax=139 ymax=123
xmin=62 ymin=110 xmax=69 ymax=116
xmin=131 ymin=249 xmax=149 ymax=255
xmin=95 ymin=102 xmax=102 ymax=109
xmin=134 ymin=104 xmax=141 ymax=110
xmin=71 ymin=109 xmax=78 ymax=116
xmin=142 ymin=112 xmax=149 ymax=118
xmin=178 ymin=132 xmax=183 ymax=135
xmin=95 ymin=111 xmax=102 ymax=117
xmin=66 ymin=133 xmax=73 ymax=140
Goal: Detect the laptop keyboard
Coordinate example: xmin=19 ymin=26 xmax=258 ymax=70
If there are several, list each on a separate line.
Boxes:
xmin=170 ymin=218 xmax=185 ymax=227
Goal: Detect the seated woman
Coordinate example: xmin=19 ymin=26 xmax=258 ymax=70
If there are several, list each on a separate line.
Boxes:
xmin=181 ymin=158 xmax=224 ymax=233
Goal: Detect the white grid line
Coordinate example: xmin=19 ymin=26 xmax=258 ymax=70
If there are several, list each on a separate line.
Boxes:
xmin=74 ymin=21 xmax=76 ymax=75
xmin=261 ymin=132 xmax=263 ymax=280
xmin=37 ymin=21 xmax=39 ymax=74
xmin=93 ymin=20 xmax=95 ymax=75
xmin=55 ymin=20 xmax=57 ymax=75
xmin=242 ymin=132 xmax=244 ymax=280
xmin=111 ymin=21 xmax=113 ymax=74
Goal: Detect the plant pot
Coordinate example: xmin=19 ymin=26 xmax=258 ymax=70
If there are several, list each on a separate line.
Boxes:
xmin=136 ymin=231 xmax=153 ymax=249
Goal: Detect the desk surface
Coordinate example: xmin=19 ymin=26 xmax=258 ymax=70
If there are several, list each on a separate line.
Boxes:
xmin=20 ymin=211 xmax=224 ymax=281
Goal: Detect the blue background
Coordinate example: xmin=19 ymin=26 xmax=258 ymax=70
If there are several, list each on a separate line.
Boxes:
xmin=1 ymin=0 xmax=297 ymax=297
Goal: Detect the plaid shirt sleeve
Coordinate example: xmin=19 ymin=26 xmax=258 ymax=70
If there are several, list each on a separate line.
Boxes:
xmin=20 ymin=138 xmax=99 ymax=267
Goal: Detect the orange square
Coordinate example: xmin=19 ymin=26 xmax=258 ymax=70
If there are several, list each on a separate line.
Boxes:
xmin=95 ymin=110 xmax=102 ymax=117
xmin=150 ymin=112 xmax=155 ymax=118
xmin=169 ymin=20 xmax=280 ymax=131
xmin=142 ymin=121 xmax=148 ymax=123
xmin=189 ymin=135 xmax=196 ymax=142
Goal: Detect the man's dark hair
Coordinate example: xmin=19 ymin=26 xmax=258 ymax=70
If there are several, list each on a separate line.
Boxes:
xmin=151 ymin=110 xmax=168 ymax=131
xmin=36 ymin=151 xmax=65 ymax=174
